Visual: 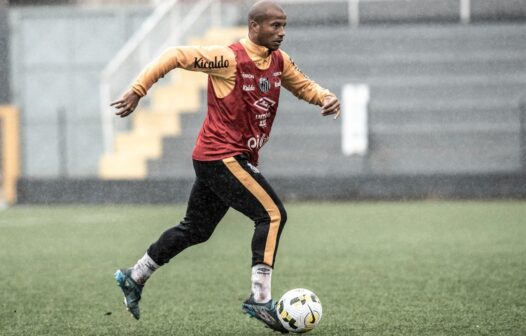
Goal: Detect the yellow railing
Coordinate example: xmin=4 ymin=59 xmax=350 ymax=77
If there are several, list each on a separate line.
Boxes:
xmin=0 ymin=105 xmax=20 ymax=204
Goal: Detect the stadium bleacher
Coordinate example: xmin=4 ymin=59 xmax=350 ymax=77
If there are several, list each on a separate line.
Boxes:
xmin=7 ymin=0 xmax=526 ymax=202
xmin=148 ymin=22 xmax=526 ymax=178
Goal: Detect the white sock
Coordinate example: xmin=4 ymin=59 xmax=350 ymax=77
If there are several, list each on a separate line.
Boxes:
xmin=251 ymin=264 xmax=272 ymax=303
xmin=130 ymin=253 xmax=159 ymax=285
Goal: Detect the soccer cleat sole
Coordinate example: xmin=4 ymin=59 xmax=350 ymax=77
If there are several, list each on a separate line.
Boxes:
xmin=241 ymin=302 xmax=289 ymax=334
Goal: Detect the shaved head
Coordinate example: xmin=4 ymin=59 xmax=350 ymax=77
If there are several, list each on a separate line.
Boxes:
xmin=248 ymin=0 xmax=285 ymax=23
xmin=247 ymin=0 xmax=287 ymax=51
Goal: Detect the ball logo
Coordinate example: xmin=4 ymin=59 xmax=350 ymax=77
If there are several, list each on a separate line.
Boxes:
xmin=303 ymin=305 xmax=319 ymax=330
xmin=259 ymin=77 xmax=270 ymax=93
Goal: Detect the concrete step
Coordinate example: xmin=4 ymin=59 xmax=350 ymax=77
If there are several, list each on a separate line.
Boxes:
xmin=267 ymin=129 xmax=521 ymax=174
xmin=294 ymin=54 xmax=526 ymax=78
xmin=148 ymin=154 xmax=367 ymax=178
xmin=148 ymin=141 xmax=369 ymax=178
xmin=313 ymin=71 xmax=526 ymax=86
xmin=311 ymin=77 xmax=526 ymax=103
xmin=158 ymin=136 xmax=197 ymax=160
xmin=278 ymin=91 xmax=522 ymax=111
xmin=282 ymin=24 xmax=526 ymax=60
xmin=297 ymin=49 xmax=526 ymax=65
xmin=369 ymin=105 xmax=520 ymax=126
xmin=147 ymin=159 xmax=195 ymax=178
xmin=267 ymin=3 xmax=526 ymax=26
xmin=367 ymin=131 xmax=521 ymax=174
xmin=148 ymin=126 xmax=523 ymax=177
xmin=174 ymin=95 xmax=523 ymax=138
xmin=285 ymin=23 xmax=526 ymax=45
xmin=257 ymin=154 xmax=368 ymax=177
xmin=369 ymin=97 xmax=523 ymax=112
xmin=287 ymin=37 xmax=526 ymax=58
xmin=147 ymin=136 xmax=196 ymax=178
xmin=177 ymin=110 xmax=338 ymax=136
xmin=370 ymin=82 xmax=525 ymax=103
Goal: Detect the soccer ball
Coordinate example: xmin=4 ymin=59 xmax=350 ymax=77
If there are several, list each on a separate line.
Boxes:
xmin=276 ymin=288 xmax=323 ymax=333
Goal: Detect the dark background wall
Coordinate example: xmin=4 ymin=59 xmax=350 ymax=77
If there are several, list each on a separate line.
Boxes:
xmin=16 ymin=173 xmax=526 ymax=204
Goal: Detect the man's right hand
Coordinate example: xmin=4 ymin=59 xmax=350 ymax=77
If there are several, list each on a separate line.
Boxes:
xmin=110 ymin=90 xmax=141 ymax=118
xmin=321 ymin=95 xmax=341 ymax=120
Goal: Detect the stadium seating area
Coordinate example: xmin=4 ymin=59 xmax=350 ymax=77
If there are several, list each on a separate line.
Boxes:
xmin=146 ymin=22 xmax=526 ymax=178
xmin=9 ymin=1 xmax=526 ymax=202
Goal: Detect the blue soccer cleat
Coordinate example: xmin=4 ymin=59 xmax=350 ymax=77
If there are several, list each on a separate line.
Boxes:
xmin=114 ymin=268 xmax=143 ymax=320
xmin=242 ymin=295 xmax=289 ymax=333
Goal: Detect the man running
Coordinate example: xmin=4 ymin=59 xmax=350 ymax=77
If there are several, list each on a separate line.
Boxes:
xmin=112 ymin=0 xmax=340 ymax=332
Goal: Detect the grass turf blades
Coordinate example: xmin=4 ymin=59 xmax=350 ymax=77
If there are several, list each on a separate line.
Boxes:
xmin=0 ymin=201 xmax=525 ymax=335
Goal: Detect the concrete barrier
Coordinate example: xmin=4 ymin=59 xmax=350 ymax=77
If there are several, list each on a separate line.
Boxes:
xmin=16 ymin=173 xmax=526 ymax=204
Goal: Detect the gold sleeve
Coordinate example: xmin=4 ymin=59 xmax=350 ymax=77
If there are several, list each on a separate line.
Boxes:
xmin=280 ymin=50 xmax=335 ymax=106
xmin=131 ymin=45 xmax=237 ymax=97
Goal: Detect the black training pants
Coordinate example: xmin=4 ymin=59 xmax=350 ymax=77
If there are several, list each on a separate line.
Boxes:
xmin=147 ymin=155 xmax=287 ymax=268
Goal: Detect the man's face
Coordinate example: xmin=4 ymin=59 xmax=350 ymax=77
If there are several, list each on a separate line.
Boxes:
xmin=252 ymin=8 xmax=287 ymax=51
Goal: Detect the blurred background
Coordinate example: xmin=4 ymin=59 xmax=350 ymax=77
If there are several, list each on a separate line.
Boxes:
xmin=0 ymin=0 xmax=525 ymax=204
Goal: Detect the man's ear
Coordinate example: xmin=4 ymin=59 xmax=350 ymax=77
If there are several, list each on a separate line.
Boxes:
xmin=249 ymin=20 xmax=259 ymax=32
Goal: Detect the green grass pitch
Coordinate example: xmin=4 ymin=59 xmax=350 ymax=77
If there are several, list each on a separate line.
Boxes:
xmin=0 ymin=201 xmax=525 ymax=335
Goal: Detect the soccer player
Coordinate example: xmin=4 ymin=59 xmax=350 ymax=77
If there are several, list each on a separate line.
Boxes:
xmin=111 ymin=0 xmax=340 ymax=332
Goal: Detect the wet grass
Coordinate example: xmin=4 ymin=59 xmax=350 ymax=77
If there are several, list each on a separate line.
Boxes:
xmin=0 ymin=201 xmax=525 ymax=335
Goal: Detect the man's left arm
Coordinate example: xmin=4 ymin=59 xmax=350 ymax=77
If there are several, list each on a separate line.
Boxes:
xmin=280 ymin=50 xmax=340 ymax=119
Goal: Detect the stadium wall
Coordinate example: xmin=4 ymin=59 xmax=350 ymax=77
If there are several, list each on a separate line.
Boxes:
xmin=16 ymin=173 xmax=526 ymax=204
xmin=9 ymin=2 xmax=526 ymax=180
xmin=8 ymin=5 xmax=152 ymax=178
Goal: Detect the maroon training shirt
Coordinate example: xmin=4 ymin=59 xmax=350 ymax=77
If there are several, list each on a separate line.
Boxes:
xmin=192 ymin=42 xmax=284 ymax=166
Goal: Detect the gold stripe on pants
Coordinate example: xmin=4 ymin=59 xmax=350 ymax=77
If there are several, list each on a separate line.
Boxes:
xmin=222 ymin=157 xmax=281 ymax=266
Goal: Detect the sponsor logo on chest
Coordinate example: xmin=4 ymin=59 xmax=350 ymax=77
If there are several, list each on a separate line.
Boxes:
xmin=254 ymin=97 xmax=276 ymax=111
xmin=247 ymin=134 xmax=269 ymax=151
xmin=243 ymin=84 xmax=256 ymax=92
xmin=193 ymin=56 xmax=229 ymax=69
xmin=242 ymin=73 xmax=255 ymax=79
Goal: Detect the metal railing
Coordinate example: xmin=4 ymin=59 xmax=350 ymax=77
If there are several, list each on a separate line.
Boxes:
xmin=100 ymin=0 xmax=221 ymax=154
xmin=277 ymin=0 xmax=473 ymax=27
xmin=520 ymin=98 xmax=526 ymax=170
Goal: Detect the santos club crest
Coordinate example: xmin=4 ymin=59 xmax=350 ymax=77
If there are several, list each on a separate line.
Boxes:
xmin=259 ymin=77 xmax=270 ymax=93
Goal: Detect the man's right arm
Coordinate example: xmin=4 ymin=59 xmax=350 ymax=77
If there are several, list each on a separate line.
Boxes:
xmin=131 ymin=45 xmax=237 ymax=97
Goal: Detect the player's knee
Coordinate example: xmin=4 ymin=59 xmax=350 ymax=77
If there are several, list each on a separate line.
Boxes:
xmin=191 ymin=226 xmax=214 ymax=244
xmin=254 ymin=204 xmax=287 ymax=228
xmin=179 ymin=221 xmax=213 ymax=245
xmin=266 ymin=204 xmax=286 ymax=227
xmin=278 ymin=205 xmax=287 ymax=226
